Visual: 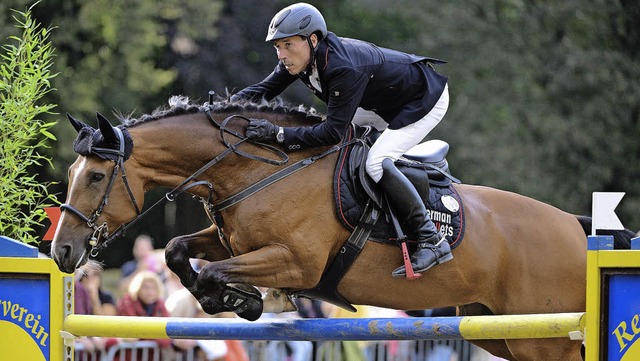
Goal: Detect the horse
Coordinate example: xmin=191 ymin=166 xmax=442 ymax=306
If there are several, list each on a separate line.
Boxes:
xmin=51 ymin=95 xmax=635 ymax=361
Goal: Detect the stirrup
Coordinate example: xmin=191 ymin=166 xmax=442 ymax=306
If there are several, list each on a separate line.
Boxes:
xmin=400 ymin=241 xmax=422 ymax=280
xmin=394 ymin=236 xmax=452 ymax=279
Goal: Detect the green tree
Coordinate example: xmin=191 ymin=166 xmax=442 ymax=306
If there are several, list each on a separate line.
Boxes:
xmin=0 ymin=5 xmax=58 ymax=244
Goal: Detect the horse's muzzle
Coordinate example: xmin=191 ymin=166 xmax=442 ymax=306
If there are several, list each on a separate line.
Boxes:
xmin=52 ymin=241 xmax=88 ymax=274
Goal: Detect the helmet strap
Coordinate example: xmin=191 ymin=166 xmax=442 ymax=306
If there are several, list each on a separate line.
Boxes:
xmin=305 ymin=35 xmax=318 ymax=73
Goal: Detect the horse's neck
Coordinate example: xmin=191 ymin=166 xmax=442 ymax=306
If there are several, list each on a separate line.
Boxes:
xmin=129 ymin=113 xmax=335 ymax=200
xmin=129 ymin=117 xmax=214 ymax=188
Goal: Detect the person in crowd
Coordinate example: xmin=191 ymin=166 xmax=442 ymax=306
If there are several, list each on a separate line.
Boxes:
xmin=73 ymin=267 xmax=98 ymax=356
xmin=166 ymin=286 xmax=249 ymax=361
xmin=120 ymin=234 xmax=156 ymax=279
xmin=295 ymin=298 xmax=326 ymax=319
xmin=79 ymin=262 xmax=117 ymax=316
xmin=74 ymin=263 xmax=115 ymax=358
xmin=107 ymin=270 xmax=172 ymax=361
xmin=165 ymin=287 xmax=204 ymax=358
xmin=232 ymin=2 xmax=451 ymax=277
xmin=119 ymin=234 xmax=162 ymax=292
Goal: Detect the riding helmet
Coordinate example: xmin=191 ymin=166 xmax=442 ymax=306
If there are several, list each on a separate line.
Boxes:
xmin=266 ymin=3 xmax=327 ymax=42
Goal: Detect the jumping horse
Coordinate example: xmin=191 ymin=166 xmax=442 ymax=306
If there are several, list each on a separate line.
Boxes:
xmin=52 ymin=95 xmax=635 ymax=361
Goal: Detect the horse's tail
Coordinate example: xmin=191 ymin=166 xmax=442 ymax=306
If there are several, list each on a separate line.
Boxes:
xmin=576 ymin=215 xmax=636 ymax=249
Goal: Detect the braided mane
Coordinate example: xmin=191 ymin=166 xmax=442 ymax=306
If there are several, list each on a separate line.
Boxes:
xmin=119 ymin=95 xmax=323 ymax=127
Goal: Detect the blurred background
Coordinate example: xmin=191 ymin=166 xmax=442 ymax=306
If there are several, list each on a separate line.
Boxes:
xmin=1 ymin=0 xmax=638 ymax=268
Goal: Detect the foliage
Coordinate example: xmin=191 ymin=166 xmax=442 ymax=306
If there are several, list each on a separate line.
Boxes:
xmin=0 ymin=5 xmax=58 ymax=244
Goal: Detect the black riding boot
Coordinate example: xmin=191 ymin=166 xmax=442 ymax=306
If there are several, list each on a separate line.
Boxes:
xmin=378 ymin=159 xmax=453 ymax=277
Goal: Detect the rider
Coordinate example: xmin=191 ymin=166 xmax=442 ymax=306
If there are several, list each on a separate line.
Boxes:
xmin=232 ymin=3 xmax=452 ymax=277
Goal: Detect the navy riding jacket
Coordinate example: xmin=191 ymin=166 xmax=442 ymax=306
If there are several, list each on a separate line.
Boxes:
xmin=234 ymin=32 xmax=448 ymax=151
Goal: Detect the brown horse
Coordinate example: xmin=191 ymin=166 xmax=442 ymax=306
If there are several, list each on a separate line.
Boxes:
xmin=52 ymin=96 xmax=634 ymax=361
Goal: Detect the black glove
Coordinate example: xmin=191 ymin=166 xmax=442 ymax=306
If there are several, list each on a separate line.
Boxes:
xmin=246 ymin=119 xmax=279 ymax=143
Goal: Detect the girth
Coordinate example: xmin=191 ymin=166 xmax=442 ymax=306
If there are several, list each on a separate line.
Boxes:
xmin=294 ymin=200 xmax=380 ymax=311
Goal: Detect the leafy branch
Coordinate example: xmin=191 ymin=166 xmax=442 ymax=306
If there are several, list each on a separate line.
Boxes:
xmin=0 ymin=5 xmax=59 ymax=244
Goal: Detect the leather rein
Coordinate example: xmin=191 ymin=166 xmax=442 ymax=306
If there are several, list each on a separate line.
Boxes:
xmin=61 ymin=106 xmax=357 ymax=258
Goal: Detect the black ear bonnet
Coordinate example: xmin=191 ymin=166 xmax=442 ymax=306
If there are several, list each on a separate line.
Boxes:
xmin=69 ymin=113 xmax=133 ymax=161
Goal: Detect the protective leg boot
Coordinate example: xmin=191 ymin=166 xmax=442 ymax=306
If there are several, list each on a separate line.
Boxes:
xmin=378 ymin=159 xmax=453 ymax=277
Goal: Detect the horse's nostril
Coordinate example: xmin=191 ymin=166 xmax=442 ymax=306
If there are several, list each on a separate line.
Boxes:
xmin=57 ymin=244 xmax=72 ymax=261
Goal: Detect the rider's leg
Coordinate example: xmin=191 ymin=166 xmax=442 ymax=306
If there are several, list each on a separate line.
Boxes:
xmin=365 ymin=84 xmax=450 ymax=277
xmin=379 ymin=158 xmax=452 ymax=276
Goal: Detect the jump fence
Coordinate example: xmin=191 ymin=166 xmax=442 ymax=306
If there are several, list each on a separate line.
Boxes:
xmin=4 ymin=232 xmax=640 ymax=361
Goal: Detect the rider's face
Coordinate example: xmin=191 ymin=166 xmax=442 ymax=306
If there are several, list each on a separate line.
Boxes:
xmin=273 ymin=35 xmax=317 ymax=75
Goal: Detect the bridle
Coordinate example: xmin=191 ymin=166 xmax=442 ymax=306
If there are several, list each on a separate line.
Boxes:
xmin=61 ymin=101 xmax=358 ymax=258
xmin=60 ymin=126 xmax=142 ymax=257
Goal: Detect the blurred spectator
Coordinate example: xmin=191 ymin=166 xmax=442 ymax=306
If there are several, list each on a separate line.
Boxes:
xmin=107 ymin=270 xmax=172 ymax=361
xmin=319 ymin=303 xmax=368 ymax=361
xmin=73 ymin=268 xmax=96 ymax=354
xmin=79 ymin=262 xmax=117 ymax=316
xmin=74 ymin=265 xmax=112 ymax=358
xmin=74 ymin=268 xmax=92 ymax=315
xmin=120 ymin=234 xmax=157 ymax=278
xmin=166 ymin=287 xmax=249 ymax=361
xmin=119 ymin=234 xmax=162 ymax=293
xmin=165 ymin=288 xmax=200 ymax=357
xmin=405 ymin=306 xmax=456 ymax=318
xmin=261 ymin=300 xmax=313 ymax=361
xmin=405 ymin=307 xmax=461 ymax=361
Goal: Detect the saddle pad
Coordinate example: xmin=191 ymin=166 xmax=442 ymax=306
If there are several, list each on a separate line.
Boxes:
xmin=334 ymin=141 xmax=465 ymax=250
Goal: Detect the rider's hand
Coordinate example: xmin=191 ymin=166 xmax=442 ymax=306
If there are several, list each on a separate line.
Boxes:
xmin=246 ymin=119 xmax=281 ymax=143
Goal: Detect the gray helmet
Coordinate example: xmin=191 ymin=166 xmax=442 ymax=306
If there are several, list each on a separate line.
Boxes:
xmin=266 ymin=3 xmax=327 ymax=42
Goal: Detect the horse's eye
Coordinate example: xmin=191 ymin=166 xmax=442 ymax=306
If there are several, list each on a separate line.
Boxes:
xmin=90 ymin=172 xmax=105 ymax=183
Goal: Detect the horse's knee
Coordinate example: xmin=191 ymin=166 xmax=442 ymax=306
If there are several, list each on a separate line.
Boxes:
xmin=194 ymin=261 xmax=225 ymax=290
xmin=165 ymin=237 xmax=198 ymax=288
xmin=165 ymin=237 xmax=188 ymax=269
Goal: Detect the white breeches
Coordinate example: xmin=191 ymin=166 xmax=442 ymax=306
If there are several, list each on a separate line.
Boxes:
xmin=365 ymin=84 xmax=449 ymax=182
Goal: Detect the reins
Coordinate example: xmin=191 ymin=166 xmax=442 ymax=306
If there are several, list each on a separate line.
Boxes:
xmin=63 ymin=104 xmax=357 ymax=257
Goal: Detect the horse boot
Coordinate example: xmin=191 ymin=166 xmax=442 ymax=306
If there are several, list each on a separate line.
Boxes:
xmin=378 ymin=159 xmax=453 ymax=277
xmin=220 ymin=283 xmax=264 ymax=321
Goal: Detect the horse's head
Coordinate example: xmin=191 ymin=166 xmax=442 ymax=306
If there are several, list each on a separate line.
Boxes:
xmin=52 ymin=113 xmax=143 ymax=273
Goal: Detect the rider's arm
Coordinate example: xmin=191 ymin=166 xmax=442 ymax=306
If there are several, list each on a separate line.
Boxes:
xmin=282 ymin=66 xmax=369 ymax=151
xmin=231 ymin=62 xmax=297 ymax=103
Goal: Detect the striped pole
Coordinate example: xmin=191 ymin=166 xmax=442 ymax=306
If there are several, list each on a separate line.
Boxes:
xmin=63 ymin=312 xmax=585 ymax=341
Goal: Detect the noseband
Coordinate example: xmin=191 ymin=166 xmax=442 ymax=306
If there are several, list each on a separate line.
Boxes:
xmin=60 ymin=126 xmax=141 ymax=257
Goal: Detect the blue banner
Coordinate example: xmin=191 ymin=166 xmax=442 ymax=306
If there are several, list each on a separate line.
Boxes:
xmin=0 ymin=276 xmax=50 ymax=360
xmin=608 ymin=273 xmax=640 ymax=361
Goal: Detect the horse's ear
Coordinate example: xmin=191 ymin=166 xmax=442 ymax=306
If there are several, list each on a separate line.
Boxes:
xmin=96 ymin=112 xmax=117 ymax=144
xmin=67 ymin=113 xmax=90 ymax=133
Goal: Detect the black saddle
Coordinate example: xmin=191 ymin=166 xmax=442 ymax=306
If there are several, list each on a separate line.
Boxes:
xmin=334 ymin=125 xmax=466 ymax=247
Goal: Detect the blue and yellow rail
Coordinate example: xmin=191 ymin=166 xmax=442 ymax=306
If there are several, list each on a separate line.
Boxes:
xmin=63 ymin=312 xmax=586 ymax=341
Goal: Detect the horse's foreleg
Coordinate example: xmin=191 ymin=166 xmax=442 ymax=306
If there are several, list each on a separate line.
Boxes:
xmin=194 ymin=244 xmax=304 ymax=320
xmin=165 ymin=225 xmax=230 ymax=290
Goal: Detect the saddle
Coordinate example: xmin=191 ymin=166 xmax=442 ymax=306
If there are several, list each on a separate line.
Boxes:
xmin=334 ymin=125 xmax=465 ymax=246
xmin=295 ymin=124 xmax=466 ymax=310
